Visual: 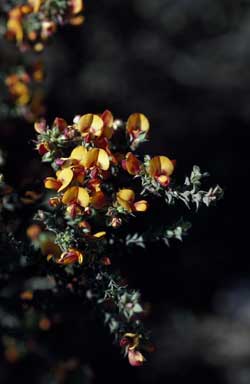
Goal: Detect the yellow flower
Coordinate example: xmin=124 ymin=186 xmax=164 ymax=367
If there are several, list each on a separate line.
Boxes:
xmin=57 ymin=248 xmax=84 ymax=265
xmin=63 ymin=146 xmax=110 ymax=173
xmin=76 ymin=111 xmax=114 ymax=141
xmin=126 ymin=113 xmax=150 ymax=140
xmin=77 ymin=114 xmax=104 ymax=138
xmin=44 ymin=168 xmax=74 ymax=192
xmin=147 ymin=156 xmax=175 ymax=187
xmin=116 ymin=189 xmax=148 ymax=213
xmin=85 ymin=148 xmax=110 ymax=171
xmin=62 ymin=186 xmax=90 ymax=208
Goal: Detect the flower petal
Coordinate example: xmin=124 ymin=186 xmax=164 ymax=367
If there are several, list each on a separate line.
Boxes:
xmin=62 ymin=186 xmax=78 ymax=205
xmin=93 ymin=231 xmax=106 ymax=238
xmin=58 ymin=168 xmax=74 ymax=192
xmin=134 ymin=200 xmax=148 ymax=212
xmin=117 ymin=189 xmax=135 ymax=202
xmin=159 ymin=156 xmax=174 ymax=176
xmin=77 ymin=187 xmax=90 ymax=208
xmin=44 ymin=177 xmax=61 ymax=190
xmin=70 ymin=145 xmax=87 ymax=162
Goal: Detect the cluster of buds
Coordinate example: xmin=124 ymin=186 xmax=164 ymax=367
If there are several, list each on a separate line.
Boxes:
xmin=5 ymin=0 xmax=84 ymax=51
xmin=1 ymin=63 xmax=45 ymax=121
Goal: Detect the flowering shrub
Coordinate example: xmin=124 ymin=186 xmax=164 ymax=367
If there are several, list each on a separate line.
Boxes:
xmin=1 ymin=0 xmax=84 ymax=51
xmin=30 ymin=110 xmax=223 ymax=365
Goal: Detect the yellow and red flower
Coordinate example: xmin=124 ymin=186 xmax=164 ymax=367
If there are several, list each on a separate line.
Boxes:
xmin=126 ymin=113 xmax=150 ymax=141
xmin=76 ymin=110 xmax=114 ymax=142
xmin=147 ymin=156 xmax=175 ymax=187
xmin=122 ymin=152 xmax=141 ymax=175
xmin=44 ymin=168 xmax=74 ymax=192
xmin=61 ymin=186 xmax=89 ymax=216
xmin=57 ymin=248 xmax=84 ymax=265
xmin=116 ymin=189 xmax=148 ymax=213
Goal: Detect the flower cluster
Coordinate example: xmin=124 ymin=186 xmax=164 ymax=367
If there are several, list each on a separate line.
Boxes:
xmin=4 ymin=0 xmax=84 ymax=51
xmin=0 ymin=63 xmax=45 ymax=121
xmin=32 ymin=110 xmax=223 ymax=365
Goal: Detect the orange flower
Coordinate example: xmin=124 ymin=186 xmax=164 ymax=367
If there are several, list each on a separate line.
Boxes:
xmin=116 ymin=189 xmax=148 ymax=213
xmin=91 ymin=191 xmax=106 ymax=209
xmin=27 ymin=224 xmax=42 ymax=241
xmin=57 ymin=248 xmax=84 ymax=265
xmin=100 ymin=110 xmax=114 ymax=139
xmin=147 ymin=156 xmax=175 ymax=187
xmin=126 ymin=113 xmax=150 ymax=140
xmin=122 ymin=152 xmax=141 ymax=175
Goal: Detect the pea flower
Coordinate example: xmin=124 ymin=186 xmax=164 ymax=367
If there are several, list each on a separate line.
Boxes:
xmin=76 ymin=111 xmax=114 ymax=141
xmin=116 ymin=189 xmax=148 ymax=213
xmin=44 ymin=168 xmax=74 ymax=192
xmin=62 ymin=186 xmax=89 ymax=216
xmin=57 ymin=248 xmax=84 ymax=265
xmin=126 ymin=113 xmax=150 ymax=149
xmin=122 ymin=152 xmax=141 ymax=175
xmin=147 ymin=156 xmax=175 ymax=187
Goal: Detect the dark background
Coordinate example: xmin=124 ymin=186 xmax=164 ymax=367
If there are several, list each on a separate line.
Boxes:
xmin=0 ymin=0 xmax=242 ymax=383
